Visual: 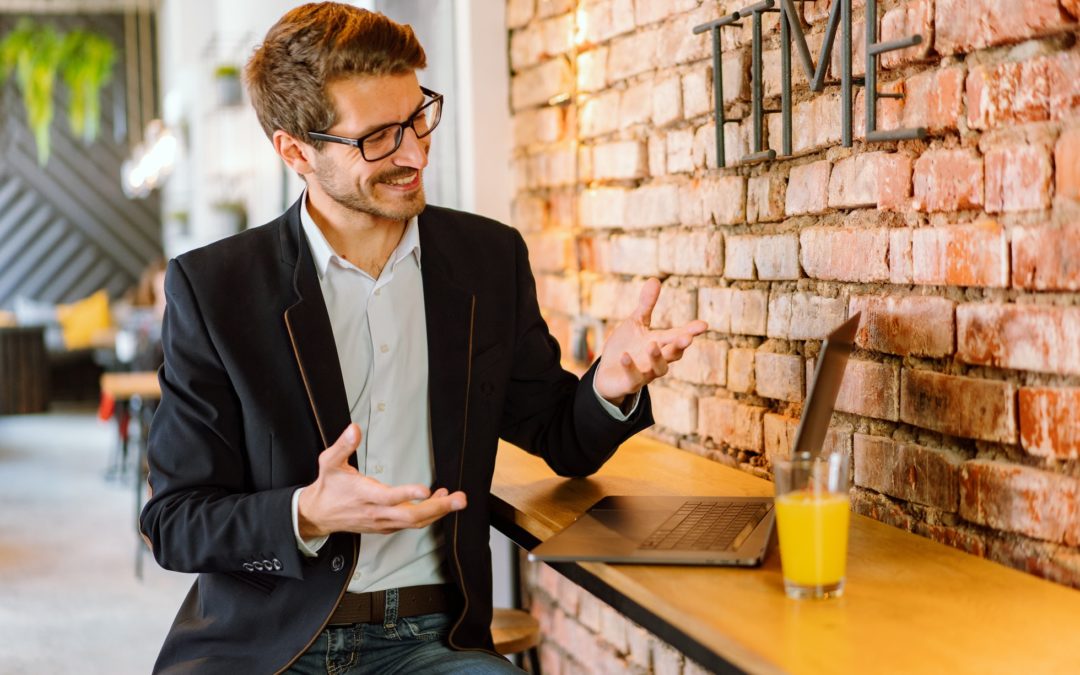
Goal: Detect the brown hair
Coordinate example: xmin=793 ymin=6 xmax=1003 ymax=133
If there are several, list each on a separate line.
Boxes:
xmin=245 ymin=2 xmax=426 ymax=147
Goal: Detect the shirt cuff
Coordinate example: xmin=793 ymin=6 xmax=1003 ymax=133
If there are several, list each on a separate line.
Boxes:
xmin=592 ymin=376 xmax=641 ymax=422
xmin=291 ymin=487 xmax=328 ymax=557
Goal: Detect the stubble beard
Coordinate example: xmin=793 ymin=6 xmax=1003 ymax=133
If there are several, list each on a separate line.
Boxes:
xmin=315 ymin=164 xmax=426 ymax=222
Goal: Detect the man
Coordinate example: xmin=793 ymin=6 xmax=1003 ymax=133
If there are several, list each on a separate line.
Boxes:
xmin=140 ymin=3 xmax=706 ymax=673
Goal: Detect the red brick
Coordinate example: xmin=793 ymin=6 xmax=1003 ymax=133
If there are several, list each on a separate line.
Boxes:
xmin=848 ymin=295 xmax=955 ymax=358
xmin=960 ymin=460 xmax=1080 ymax=546
xmin=537 ymin=0 xmax=573 ymax=19
xmin=670 ymin=338 xmax=728 ymax=386
xmin=800 ymin=227 xmax=889 ymax=282
xmin=588 ymin=278 xmax=637 ymax=320
xmin=651 ymin=76 xmax=683 ymax=127
xmin=526 ymin=232 xmax=574 ymax=273
xmin=607 ymin=235 xmax=659 ymax=276
xmin=514 ymin=106 xmax=566 ymax=146
xmin=626 ymin=184 xmax=680 ymax=228
xmin=1056 ymin=127 xmax=1080 ymax=202
xmin=986 ymin=537 xmax=1080 ymax=590
xmin=606 ymin=28 xmax=659 ymax=82
xmin=746 ymin=174 xmax=787 ymax=223
xmin=786 ymin=160 xmax=831 ymax=216
xmin=1019 ymin=387 xmax=1080 ymax=459
xmin=957 ymin=303 xmax=1080 ymax=376
xmin=724 ymin=235 xmax=756 ymax=280
xmin=853 ymin=434 xmax=964 ymax=511
xmin=851 ymin=488 xmax=916 ymax=532
xmin=697 ymin=287 xmax=732 ymax=333
xmin=1012 ymin=224 xmax=1080 ymax=290
xmin=550 ymin=189 xmax=575 ymax=229
xmin=579 ymin=188 xmax=628 ymax=229
xmin=984 ymin=142 xmax=1053 ymax=213
xmin=900 ymin=369 xmax=1017 ymax=443
xmin=511 ymin=57 xmax=573 ymax=111
xmin=911 ymin=222 xmax=1009 ymax=288
xmin=966 ymin=60 xmax=1051 ymax=131
xmin=902 ymin=67 xmax=965 ymax=134
xmin=537 ymin=273 xmax=580 ymax=316
xmin=916 ymin=523 xmax=987 ymax=558
xmin=791 ymin=93 xmax=843 ymax=154
xmin=730 ymin=290 xmax=769 ymax=336
xmin=658 ymin=230 xmax=723 ymax=276
xmin=764 ymin=413 xmax=852 ymax=465
xmin=650 ymin=384 xmax=698 ymax=435
xmin=701 ymin=176 xmax=746 ymax=226
xmin=828 ymin=152 xmax=912 ymax=210
xmin=880 ymin=0 xmax=933 ymax=69
xmin=576 ymin=47 xmax=607 ymax=93
xmin=727 ymin=348 xmax=755 ymax=394
xmin=934 ymin=0 xmax=1071 ymax=56
xmin=890 ymin=229 xmax=913 ymax=284
xmin=754 ymin=234 xmax=800 ymax=281
xmin=698 ymin=397 xmax=766 ymax=451
xmin=754 ymin=351 xmax=804 ymax=403
xmin=618 ymin=80 xmax=652 ymax=129
xmin=678 ymin=181 xmax=704 ymax=226
xmin=652 ymin=284 xmax=696 ymax=329
xmin=592 ymin=141 xmax=646 ymax=180
xmin=655 ymin=5 xmax=715 ymax=66
xmin=767 ymin=292 xmax=846 ymax=340
xmin=912 ymin=149 xmax=984 ymax=212
xmin=579 ymin=91 xmax=621 ymax=138
xmin=507 ymin=0 xmax=535 ymax=29
xmin=1048 ymin=50 xmax=1080 ymax=121
xmin=831 ymin=359 xmax=900 ymax=421
xmin=665 ymin=128 xmax=695 ymax=173
xmin=512 ymin=195 xmax=548 ymax=232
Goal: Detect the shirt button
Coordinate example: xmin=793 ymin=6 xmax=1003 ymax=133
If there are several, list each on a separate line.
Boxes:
xmin=374 ymin=464 xmax=384 ymax=474
xmin=377 ymin=402 xmax=386 ymax=412
xmin=374 ymin=289 xmax=381 ymax=296
xmin=380 ymin=344 xmax=389 ymax=353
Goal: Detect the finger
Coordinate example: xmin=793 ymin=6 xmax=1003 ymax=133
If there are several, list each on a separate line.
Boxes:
xmin=646 ymin=341 xmax=668 ymax=378
xmin=660 ymin=341 xmax=686 ymax=362
xmin=377 ymin=491 xmax=467 ymax=529
xmin=361 ymin=479 xmax=431 ymax=506
xmin=630 ymin=278 xmax=662 ymax=328
xmin=619 ymin=351 xmax=649 ymax=389
xmin=319 ymin=423 xmax=362 ymax=470
xmin=651 ymin=321 xmax=708 ymax=345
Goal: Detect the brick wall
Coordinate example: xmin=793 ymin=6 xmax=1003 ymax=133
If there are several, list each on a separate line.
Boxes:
xmin=507 ymin=0 xmax=1080 ymax=671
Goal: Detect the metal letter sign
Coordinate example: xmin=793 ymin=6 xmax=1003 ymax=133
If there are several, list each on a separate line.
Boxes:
xmin=693 ymin=0 xmax=927 ymax=167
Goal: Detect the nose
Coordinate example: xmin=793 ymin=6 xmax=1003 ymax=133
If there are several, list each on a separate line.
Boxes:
xmin=392 ymin=127 xmax=429 ymax=170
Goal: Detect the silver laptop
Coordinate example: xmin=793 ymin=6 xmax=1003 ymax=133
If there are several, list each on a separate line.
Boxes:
xmin=529 ymin=313 xmax=861 ymax=566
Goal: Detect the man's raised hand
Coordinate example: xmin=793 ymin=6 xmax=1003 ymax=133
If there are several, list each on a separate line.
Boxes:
xmin=296 ymin=423 xmax=466 ymax=539
xmin=593 ymin=278 xmax=708 ymax=407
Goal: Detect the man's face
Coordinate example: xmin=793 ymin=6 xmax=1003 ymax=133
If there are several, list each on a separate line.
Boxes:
xmin=308 ymin=72 xmax=431 ymax=221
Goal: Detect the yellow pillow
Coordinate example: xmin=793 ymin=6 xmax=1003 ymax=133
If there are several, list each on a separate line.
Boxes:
xmin=57 ymin=290 xmax=112 ymax=349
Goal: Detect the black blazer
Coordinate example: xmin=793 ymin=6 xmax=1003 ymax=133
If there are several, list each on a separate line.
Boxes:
xmin=140 ymin=199 xmax=653 ymax=673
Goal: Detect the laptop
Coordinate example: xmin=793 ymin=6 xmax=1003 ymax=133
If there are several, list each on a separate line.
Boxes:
xmin=528 ymin=312 xmax=861 ymax=566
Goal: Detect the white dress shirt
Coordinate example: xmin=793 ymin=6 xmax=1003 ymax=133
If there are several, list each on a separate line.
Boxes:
xmin=290 ymin=192 xmax=639 ymax=594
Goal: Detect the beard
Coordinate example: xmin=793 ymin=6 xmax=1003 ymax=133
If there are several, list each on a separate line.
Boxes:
xmin=312 ymin=162 xmax=426 ymax=221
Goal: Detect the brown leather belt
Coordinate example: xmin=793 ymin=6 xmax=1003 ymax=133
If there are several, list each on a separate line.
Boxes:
xmin=327 ymin=583 xmax=454 ymax=626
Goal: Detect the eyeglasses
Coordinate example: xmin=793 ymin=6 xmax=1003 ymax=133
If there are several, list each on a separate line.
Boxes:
xmin=308 ymin=86 xmax=444 ymax=162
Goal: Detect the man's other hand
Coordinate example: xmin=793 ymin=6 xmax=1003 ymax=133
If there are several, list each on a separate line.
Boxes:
xmin=297 ymin=424 xmax=467 ymax=539
xmin=593 ymin=278 xmax=708 ymax=407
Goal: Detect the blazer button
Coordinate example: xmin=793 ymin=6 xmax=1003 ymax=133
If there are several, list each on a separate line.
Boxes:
xmin=272 ymin=558 xmax=283 ymax=571
xmin=331 ymin=555 xmax=344 ymax=572
xmin=243 ymin=563 xmax=254 ymax=572
xmin=253 ymin=561 xmax=265 ymax=571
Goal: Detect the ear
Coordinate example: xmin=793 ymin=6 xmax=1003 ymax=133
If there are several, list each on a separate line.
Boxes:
xmin=273 ymin=130 xmax=315 ymax=176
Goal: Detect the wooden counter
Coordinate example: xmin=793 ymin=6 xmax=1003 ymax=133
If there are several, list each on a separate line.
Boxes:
xmin=491 ymin=436 xmax=1080 ymax=674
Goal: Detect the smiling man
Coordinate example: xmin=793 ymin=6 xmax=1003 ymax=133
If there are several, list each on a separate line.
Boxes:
xmin=139 ymin=3 xmax=706 ymax=674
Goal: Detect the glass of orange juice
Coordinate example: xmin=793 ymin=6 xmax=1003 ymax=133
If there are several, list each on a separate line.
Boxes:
xmin=773 ymin=450 xmax=851 ymax=599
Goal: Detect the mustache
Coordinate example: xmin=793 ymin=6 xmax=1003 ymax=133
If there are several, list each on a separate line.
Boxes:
xmin=375 ymin=168 xmax=419 ymax=182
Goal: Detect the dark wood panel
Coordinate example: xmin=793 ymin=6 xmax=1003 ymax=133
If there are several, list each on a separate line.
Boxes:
xmin=0 ymin=12 xmax=161 ymax=310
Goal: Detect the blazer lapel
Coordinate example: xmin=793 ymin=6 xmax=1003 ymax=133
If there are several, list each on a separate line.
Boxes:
xmin=280 ymin=207 xmax=355 ymax=467
xmin=419 ymin=211 xmax=476 ymax=490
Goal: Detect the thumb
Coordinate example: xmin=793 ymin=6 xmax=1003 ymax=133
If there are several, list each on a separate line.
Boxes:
xmin=320 ymin=423 xmax=361 ymax=470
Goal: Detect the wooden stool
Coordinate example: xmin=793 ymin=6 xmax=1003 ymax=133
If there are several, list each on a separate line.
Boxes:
xmin=491 ymin=608 xmax=542 ymax=673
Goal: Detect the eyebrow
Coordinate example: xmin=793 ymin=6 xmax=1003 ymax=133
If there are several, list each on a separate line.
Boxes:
xmin=349 ymin=95 xmax=428 ymax=139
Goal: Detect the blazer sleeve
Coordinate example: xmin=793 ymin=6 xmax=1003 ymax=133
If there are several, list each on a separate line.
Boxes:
xmin=138 ymin=259 xmax=305 ymax=580
xmin=498 ymin=229 xmax=654 ymax=477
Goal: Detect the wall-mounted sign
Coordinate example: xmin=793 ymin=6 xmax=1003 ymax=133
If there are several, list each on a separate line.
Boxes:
xmin=693 ymin=0 xmax=926 ymax=167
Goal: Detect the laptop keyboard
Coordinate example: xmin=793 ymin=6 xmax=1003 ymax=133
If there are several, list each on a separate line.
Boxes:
xmin=638 ymin=501 xmax=771 ymax=552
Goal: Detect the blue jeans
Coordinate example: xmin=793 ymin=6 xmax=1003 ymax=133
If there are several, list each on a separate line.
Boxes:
xmin=285 ymin=590 xmax=521 ymax=674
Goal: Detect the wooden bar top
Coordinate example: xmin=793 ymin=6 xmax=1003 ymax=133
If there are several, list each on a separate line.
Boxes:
xmin=100 ymin=371 xmax=162 ymax=401
xmin=491 ymin=436 xmax=1080 ymax=675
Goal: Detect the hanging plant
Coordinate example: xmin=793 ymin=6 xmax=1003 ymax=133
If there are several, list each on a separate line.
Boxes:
xmin=60 ymin=30 xmax=116 ymax=145
xmin=0 ymin=19 xmax=65 ymax=166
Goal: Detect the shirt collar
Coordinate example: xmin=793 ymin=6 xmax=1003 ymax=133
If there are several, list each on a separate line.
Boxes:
xmin=300 ymin=189 xmax=421 ymax=280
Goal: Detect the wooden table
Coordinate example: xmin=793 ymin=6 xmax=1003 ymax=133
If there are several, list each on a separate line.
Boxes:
xmin=100 ymin=370 xmax=161 ymax=578
xmin=491 ymin=436 xmax=1080 ymax=674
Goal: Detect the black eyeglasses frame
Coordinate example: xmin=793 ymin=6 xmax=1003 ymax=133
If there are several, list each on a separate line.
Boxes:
xmin=307 ymin=86 xmax=444 ymax=162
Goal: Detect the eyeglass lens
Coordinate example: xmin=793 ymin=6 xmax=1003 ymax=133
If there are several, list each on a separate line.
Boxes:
xmin=363 ymin=98 xmax=442 ymax=160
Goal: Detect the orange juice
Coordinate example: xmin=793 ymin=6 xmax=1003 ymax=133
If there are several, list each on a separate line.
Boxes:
xmin=775 ymin=490 xmax=850 ymax=587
